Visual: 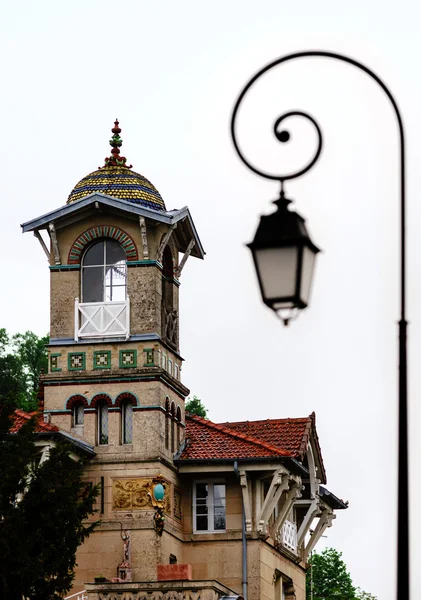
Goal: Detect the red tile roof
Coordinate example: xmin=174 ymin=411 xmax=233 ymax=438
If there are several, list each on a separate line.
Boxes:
xmin=180 ymin=414 xmax=291 ymax=460
xmin=181 ymin=412 xmax=326 ymax=483
xmin=10 ymin=409 xmax=59 ymax=433
xmin=222 ymin=415 xmax=313 ymax=459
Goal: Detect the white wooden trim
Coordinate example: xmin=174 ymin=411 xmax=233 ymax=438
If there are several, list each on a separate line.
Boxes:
xmin=139 ymin=216 xmax=149 ymax=259
xmin=48 ymin=222 xmax=61 ymax=265
xmin=157 ymin=223 xmax=177 ymax=263
xmin=175 ymin=239 xmax=196 ymax=277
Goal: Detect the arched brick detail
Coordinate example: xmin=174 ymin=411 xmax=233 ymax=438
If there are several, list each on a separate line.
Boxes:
xmin=170 ymin=401 xmax=176 ymax=417
xmin=68 ymin=225 xmax=138 ymax=264
xmin=65 ymin=395 xmax=89 ymax=410
xmin=165 ymin=397 xmax=170 ymax=412
xmin=176 ymin=405 xmax=181 ymax=421
xmin=91 ymin=393 xmax=113 ymax=408
xmin=115 ymin=392 xmax=137 ymax=408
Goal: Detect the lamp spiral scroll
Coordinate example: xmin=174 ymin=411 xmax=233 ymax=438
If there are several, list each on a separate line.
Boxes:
xmin=231 ymin=105 xmax=323 ymax=186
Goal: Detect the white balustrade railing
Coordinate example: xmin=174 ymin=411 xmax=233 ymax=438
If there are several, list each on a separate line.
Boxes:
xmin=278 ymin=519 xmax=298 ymax=553
xmin=64 ymin=591 xmax=88 ymax=600
xmin=75 ymin=297 xmax=130 ymax=341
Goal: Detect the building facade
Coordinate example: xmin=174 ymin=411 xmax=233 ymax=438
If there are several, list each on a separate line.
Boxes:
xmin=22 ymin=121 xmax=347 ymax=600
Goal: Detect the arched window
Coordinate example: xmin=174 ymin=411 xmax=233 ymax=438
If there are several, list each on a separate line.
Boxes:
xmin=82 ymin=240 xmax=127 ymax=303
xmin=165 ymin=398 xmax=170 ymax=450
xmin=170 ymin=402 xmax=175 ymax=453
xmin=72 ymin=403 xmax=84 ymax=427
xmin=121 ymin=402 xmax=133 ymax=445
xmin=97 ymin=402 xmax=109 ymax=445
xmin=176 ymin=405 xmax=182 ymax=448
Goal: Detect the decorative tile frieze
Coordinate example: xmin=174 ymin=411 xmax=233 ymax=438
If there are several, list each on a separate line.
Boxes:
xmin=50 ymin=353 xmax=61 ymax=372
xmin=93 ymin=350 xmax=111 ymax=369
xmin=68 ymin=352 xmax=86 ymax=371
xmin=120 ymin=349 xmax=137 ymax=368
xmin=143 ymin=348 xmax=154 ymax=366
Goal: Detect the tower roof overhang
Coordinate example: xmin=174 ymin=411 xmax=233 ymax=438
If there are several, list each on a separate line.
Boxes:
xmin=21 ymin=192 xmax=205 ymax=259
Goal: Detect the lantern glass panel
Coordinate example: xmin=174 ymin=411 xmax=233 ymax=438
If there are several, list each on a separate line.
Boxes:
xmin=254 ymin=246 xmax=298 ymax=303
xmin=300 ymin=245 xmax=317 ymax=305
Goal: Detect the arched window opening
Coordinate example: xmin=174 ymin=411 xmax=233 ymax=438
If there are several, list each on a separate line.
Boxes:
xmin=121 ymin=402 xmax=133 ymax=445
xmin=97 ymin=402 xmax=109 ymax=445
xmin=162 ymin=246 xmax=177 ymax=348
xmin=170 ymin=402 xmax=175 ymax=454
xmin=72 ymin=403 xmax=84 ymax=427
xmin=82 ymin=239 xmax=127 ymax=303
xmin=176 ymin=406 xmax=182 ymax=448
xmin=165 ymin=398 xmax=170 ymax=450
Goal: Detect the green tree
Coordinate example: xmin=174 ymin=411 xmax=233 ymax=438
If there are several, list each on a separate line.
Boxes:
xmin=12 ymin=330 xmax=49 ymax=405
xmin=0 ymin=405 xmax=99 ymax=600
xmin=185 ymin=395 xmax=208 ymax=418
xmin=0 ymin=329 xmax=49 ymax=411
xmin=306 ymin=548 xmax=376 ymax=600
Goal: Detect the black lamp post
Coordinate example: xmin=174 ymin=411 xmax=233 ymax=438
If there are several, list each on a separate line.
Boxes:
xmin=231 ymin=51 xmax=409 ymax=599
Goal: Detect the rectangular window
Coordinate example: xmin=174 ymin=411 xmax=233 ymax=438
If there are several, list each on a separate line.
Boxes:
xmin=193 ymin=482 xmax=226 ymax=533
xmin=168 ymin=359 xmax=173 ymax=375
xmin=174 ymin=364 xmax=179 ymax=380
xmin=162 ymin=354 xmax=167 ymax=370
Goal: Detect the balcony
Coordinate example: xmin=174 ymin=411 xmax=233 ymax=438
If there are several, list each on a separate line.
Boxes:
xmin=277 ymin=519 xmax=298 ymax=554
xmin=75 ymin=298 xmax=130 ymax=341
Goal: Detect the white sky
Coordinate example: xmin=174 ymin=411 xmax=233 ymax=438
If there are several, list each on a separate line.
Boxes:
xmin=1 ymin=1 xmax=419 ymax=597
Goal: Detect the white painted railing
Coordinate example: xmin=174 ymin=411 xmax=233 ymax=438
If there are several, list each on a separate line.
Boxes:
xmin=75 ymin=297 xmax=130 ymax=341
xmin=279 ymin=519 xmax=298 ymax=553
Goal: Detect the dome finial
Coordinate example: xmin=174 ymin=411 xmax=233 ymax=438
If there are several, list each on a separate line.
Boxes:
xmin=101 ymin=119 xmax=133 ymax=169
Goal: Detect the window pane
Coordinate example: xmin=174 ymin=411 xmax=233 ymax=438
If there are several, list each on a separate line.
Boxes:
xmin=123 ymin=403 xmax=133 ymax=444
xmin=106 ymin=240 xmax=126 ymax=264
xmin=84 ymin=241 xmax=104 ymax=266
xmin=82 ymin=266 xmax=104 ymax=302
xmin=196 ymin=484 xmax=208 ymax=499
xmin=214 ymin=508 xmax=226 ymax=531
xmin=213 ymin=484 xmax=225 ymax=503
xmin=196 ymin=515 xmax=208 ymax=531
xmin=106 ymin=284 xmax=126 ymax=302
xmin=99 ymin=403 xmax=108 ymax=445
xmin=74 ymin=404 xmax=84 ymax=425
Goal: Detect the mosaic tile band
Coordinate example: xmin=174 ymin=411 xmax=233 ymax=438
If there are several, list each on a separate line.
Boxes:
xmin=68 ymin=225 xmax=138 ymax=264
xmin=67 ymin=165 xmax=166 ymax=211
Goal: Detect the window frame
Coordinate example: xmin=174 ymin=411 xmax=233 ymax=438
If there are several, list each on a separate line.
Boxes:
xmin=193 ymin=481 xmax=226 ymax=534
xmin=81 ymin=239 xmax=127 ymax=304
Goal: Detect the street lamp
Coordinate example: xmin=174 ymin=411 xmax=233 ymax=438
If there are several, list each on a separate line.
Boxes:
xmin=247 ymin=191 xmax=320 ymax=325
xmin=231 ymin=51 xmax=409 ymax=600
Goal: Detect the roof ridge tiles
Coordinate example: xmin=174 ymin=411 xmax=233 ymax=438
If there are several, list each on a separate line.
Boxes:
xmin=185 ymin=413 xmax=290 ymax=457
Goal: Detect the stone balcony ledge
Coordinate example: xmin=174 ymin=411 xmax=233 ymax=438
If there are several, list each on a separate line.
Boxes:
xmin=85 ymin=579 xmax=240 ymax=600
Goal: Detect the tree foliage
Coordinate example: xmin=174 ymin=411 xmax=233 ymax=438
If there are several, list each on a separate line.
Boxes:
xmin=185 ymin=395 xmax=208 ymax=418
xmin=306 ymin=548 xmax=377 ymax=600
xmin=0 ymin=329 xmax=48 ymax=411
xmin=0 ymin=405 xmax=99 ymax=600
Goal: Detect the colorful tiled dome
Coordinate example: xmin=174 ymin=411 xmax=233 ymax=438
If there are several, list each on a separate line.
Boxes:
xmin=67 ymin=120 xmax=165 ymax=211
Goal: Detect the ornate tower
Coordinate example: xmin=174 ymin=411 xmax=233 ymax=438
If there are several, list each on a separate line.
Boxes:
xmin=22 ymin=121 xmax=204 ymax=585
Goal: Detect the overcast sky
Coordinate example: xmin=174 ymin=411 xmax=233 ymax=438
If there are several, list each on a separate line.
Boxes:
xmin=1 ymin=1 xmax=419 ymax=597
